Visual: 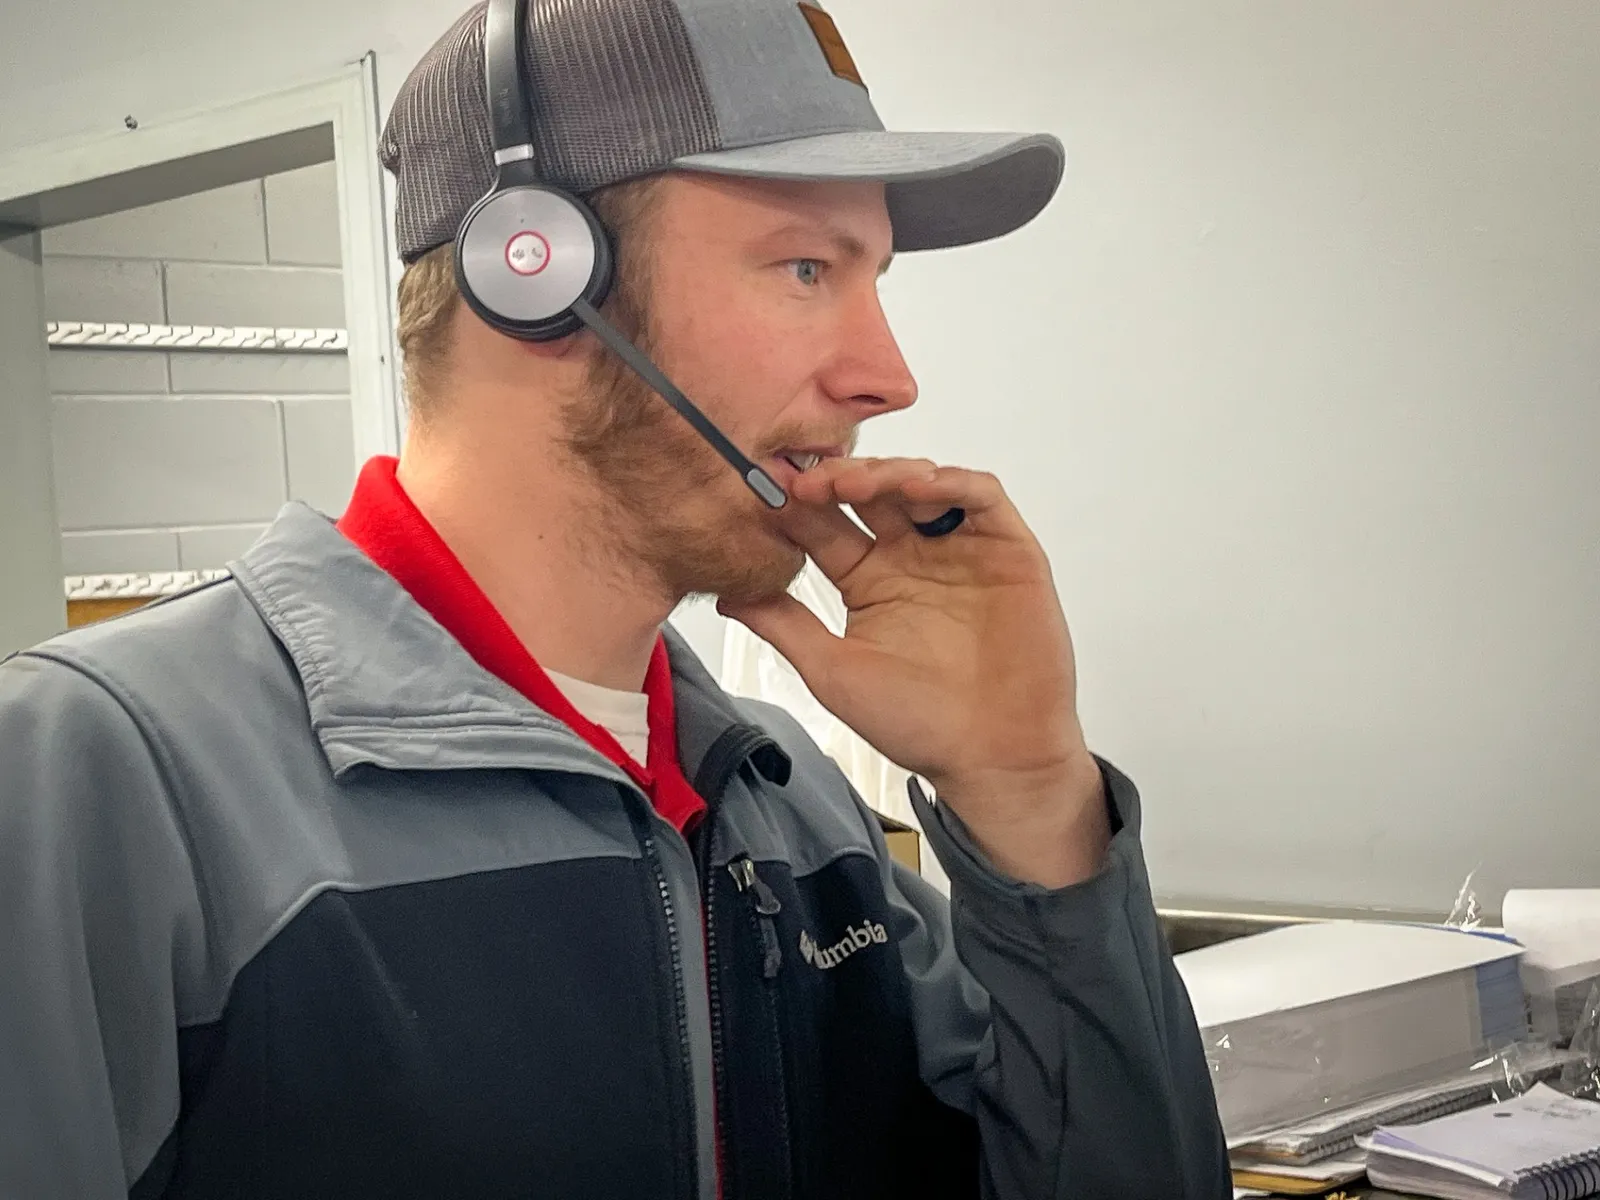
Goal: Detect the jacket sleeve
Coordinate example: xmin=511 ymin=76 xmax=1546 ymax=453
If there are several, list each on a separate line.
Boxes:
xmin=0 ymin=651 xmax=206 ymax=1199
xmin=863 ymin=755 xmax=1231 ymax=1200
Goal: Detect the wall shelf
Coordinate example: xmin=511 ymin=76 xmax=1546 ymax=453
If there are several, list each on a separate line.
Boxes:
xmin=47 ymin=320 xmax=347 ymax=354
xmin=65 ymin=570 xmax=231 ymax=599
xmin=63 ymin=570 xmax=231 ymax=627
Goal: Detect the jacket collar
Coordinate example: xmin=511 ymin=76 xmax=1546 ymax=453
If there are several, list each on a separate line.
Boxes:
xmin=230 ymin=501 xmax=789 ymax=791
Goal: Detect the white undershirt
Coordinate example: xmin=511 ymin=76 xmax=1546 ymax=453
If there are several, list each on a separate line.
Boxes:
xmin=544 ymin=668 xmax=651 ymax=768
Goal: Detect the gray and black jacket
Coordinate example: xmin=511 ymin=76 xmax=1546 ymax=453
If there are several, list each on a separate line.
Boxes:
xmin=0 ymin=503 xmax=1228 ymax=1199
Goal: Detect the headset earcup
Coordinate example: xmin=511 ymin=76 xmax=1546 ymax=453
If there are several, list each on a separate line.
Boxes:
xmin=454 ymin=184 xmax=613 ymax=342
xmin=577 ymin=199 xmax=615 ymax=314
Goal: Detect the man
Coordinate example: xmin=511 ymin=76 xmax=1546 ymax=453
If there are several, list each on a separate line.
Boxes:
xmin=0 ymin=0 xmax=1229 ymax=1196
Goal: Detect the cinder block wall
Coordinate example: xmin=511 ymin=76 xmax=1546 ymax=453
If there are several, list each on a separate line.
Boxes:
xmin=41 ymin=163 xmax=358 ymax=575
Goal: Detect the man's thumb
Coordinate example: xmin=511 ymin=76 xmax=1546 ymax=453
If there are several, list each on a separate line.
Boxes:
xmin=716 ymin=593 xmax=838 ymax=675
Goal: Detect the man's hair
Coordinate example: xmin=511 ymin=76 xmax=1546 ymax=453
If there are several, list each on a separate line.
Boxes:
xmin=394 ymin=175 xmax=661 ymax=419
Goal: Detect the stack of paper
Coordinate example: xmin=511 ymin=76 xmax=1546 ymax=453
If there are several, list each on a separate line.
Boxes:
xmin=1501 ymin=889 xmax=1600 ymax=1045
xmin=1175 ymin=921 xmax=1528 ymax=1139
xmin=1230 ymin=1148 xmax=1368 ymax=1196
xmin=1365 ymin=1083 xmax=1600 ymax=1199
xmin=1228 ymin=1043 xmax=1574 ymax=1166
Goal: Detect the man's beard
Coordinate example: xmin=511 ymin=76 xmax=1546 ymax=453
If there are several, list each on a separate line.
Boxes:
xmin=558 ymin=307 xmax=814 ymax=607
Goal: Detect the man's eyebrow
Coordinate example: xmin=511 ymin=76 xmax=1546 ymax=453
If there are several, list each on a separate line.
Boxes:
xmin=762 ymin=220 xmax=895 ymax=275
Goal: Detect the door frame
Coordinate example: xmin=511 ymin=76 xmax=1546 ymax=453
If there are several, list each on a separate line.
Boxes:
xmin=0 ymin=55 xmax=404 ymax=462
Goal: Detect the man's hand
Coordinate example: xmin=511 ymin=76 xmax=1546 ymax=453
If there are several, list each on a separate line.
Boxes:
xmin=717 ymin=457 xmax=1111 ymax=889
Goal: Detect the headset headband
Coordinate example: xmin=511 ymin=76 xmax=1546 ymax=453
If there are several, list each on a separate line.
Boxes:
xmin=485 ymin=0 xmax=538 ymax=183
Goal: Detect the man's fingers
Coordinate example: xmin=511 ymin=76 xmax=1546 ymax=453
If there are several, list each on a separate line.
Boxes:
xmin=793 ymin=458 xmax=1025 ymax=541
xmin=790 ymin=457 xmax=937 ymax=505
xmin=774 ymin=495 xmax=877 ymax=584
xmin=772 ymin=458 xmax=1031 ymax=588
xmin=790 ymin=458 xmax=937 ymax=542
xmin=893 ymin=467 xmax=1027 ymax=539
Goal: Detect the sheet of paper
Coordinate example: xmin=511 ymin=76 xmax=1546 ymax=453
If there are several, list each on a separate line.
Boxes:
xmin=1502 ymin=889 xmax=1600 ymax=978
xmin=1375 ymin=1083 xmax=1600 ymax=1180
xmin=1227 ymin=1043 xmax=1574 ymax=1154
xmin=1175 ymin=920 xmax=1522 ymax=1029
xmin=1232 ymin=1148 xmax=1368 ymax=1181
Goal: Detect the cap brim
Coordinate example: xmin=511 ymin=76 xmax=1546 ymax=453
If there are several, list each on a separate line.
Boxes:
xmin=671 ymin=130 xmax=1065 ymax=252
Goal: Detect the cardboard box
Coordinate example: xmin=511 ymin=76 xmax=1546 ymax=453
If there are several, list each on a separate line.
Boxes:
xmin=874 ymin=811 xmax=922 ymax=875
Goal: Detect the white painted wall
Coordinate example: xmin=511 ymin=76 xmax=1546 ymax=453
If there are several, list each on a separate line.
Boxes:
xmin=844 ymin=1 xmax=1600 ymax=914
xmin=43 ymin=165 xmax=356 ymax=574
xmin=6 ymin=0 xmax=1596 ymax=912
xmin=42 ymin=166 xmax=355 ymax=574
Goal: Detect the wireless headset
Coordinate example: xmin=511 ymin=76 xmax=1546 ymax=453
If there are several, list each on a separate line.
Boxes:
xmin=454 ymin=0 xmax=965 ymax=539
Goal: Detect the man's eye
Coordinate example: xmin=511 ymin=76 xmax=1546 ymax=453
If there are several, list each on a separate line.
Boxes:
xmin=790 ymin=259 xmax=824 ymax=286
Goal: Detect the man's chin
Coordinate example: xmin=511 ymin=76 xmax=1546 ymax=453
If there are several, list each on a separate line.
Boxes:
xmin=710 ymin=543 xmax=807 ymax=609
xmin=692 ymin=516 xmax=806 ymax=604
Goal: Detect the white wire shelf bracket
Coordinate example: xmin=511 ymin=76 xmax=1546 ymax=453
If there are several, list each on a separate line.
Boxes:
xmin=47 ymin=321 xmax=348 ymax=354
xmin=65 ymin=569 xmax=231 ymax=601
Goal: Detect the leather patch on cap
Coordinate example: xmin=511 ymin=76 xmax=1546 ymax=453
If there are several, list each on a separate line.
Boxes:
xmin=798 ymin=3 xmax=865 ymax=88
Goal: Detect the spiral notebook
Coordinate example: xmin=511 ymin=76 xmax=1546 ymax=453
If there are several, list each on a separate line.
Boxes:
xmin=1365 ymin=1083 xmax=1600 ymax=1200
xmin=1230 ymin=1044 xmax=1575 ymax=1164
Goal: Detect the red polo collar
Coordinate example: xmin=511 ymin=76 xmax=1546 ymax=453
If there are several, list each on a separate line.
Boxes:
xmin=335 ymin=455 xmax=707 ymax=833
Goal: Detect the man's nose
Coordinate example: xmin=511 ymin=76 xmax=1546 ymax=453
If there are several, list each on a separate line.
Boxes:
xmin=828 ymin=289 xmax=919 ymax=415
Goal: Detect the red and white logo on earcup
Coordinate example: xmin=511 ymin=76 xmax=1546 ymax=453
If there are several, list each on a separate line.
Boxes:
xmin=505 ymin=230 xmax=551 ymax=276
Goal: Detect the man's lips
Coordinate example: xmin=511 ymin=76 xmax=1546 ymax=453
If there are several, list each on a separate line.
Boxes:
xmin=764 ymin=447 xmax=846 ymax=489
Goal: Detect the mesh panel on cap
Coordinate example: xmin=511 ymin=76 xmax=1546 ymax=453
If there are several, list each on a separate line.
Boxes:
xmin=381 ymin=5 xmax=494 ymax=263
xmin=382 ymin=0 xmax=723 ymax=262
xmin=532 ymin=0 xmax=721 ymax=186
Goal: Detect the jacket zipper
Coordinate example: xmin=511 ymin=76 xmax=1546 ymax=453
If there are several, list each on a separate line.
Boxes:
xmin=729 ymin=853 xmax=793 ymax=1200
xmin=578 ymin=728 xmax=786 ymax=1200
xmin=696 ymin=812 xmax=731 ymax=1196
xmin=632 ymin=811 xmax=699 ymax=1200
xmin=692 ymin=724 xmax=789 ymax=1200
xmin=693 ymin=722 xmax=781 ymax=1103
xmin=729 ymin=856 xmax=783 ymax=979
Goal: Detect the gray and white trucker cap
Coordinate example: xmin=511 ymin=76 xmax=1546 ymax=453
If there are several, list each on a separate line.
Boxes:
xmin=381 ymin=0 xmax=1066 ymax=263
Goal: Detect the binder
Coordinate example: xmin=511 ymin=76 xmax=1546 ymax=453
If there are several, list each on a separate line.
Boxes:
xmin=1365 ymin=1083 xmax=1600 ymax=1200
xmin=1229 ymin=1043 xmax=1573 ymax=1165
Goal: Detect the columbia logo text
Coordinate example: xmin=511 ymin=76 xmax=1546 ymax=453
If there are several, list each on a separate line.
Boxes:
xmin=798 ymin=920 xmax=888 ymax=970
